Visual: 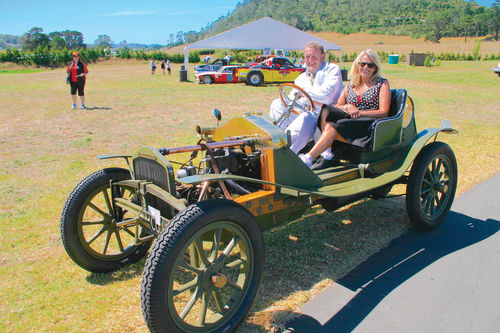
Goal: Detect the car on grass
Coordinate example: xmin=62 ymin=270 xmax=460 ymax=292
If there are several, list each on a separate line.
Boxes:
xmin=493 ymin=62 xmax=500 ymax=76
xmin=195 ymin=65 xmax=246 ymax=84
xmin=60 ymin=84 xmax=458 ymax=332
xmin=194 ymin=58 xmax=231 ymax=72
xmin=238 ymin=56 xmax=306 ymax=86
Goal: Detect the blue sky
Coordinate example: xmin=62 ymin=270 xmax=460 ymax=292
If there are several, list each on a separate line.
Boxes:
xmin=0 ymin=0 xmax=495 ymax=45
xmin=0 ymin=0 xmax=242 ymax=45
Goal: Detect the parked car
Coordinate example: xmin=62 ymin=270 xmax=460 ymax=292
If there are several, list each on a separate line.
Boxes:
xmin=61 ymin=85 xmax=458 ymax=332
xmin=194 ymin=58 xmax=231 ymax=72
xmin=195 ymin=65 xmax=247 ymax=84
xmin=246 ymin=55 xmax=271 ymax=67
xmin=493 ymin=62 xmax=500 ymax=76
xmin=238 ymin=56 xmax=306 ymax=86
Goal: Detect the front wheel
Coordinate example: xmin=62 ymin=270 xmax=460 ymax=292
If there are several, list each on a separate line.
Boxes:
xmin=202 ymin=75 xmax=214 ymax=84
xmin=246 ymin=71 xmax=264 ymax=86
xmin=406 ymin=142 xmax=457 ymax=231
xmin=141 ymin=199 xmax=264 ymax=333
xmin=60 ymin=168 xmax=153 ymax=272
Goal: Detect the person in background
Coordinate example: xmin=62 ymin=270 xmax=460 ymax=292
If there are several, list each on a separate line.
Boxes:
xmin=300 ymin=49 xmax=391 ymax=169
xmin=269 ymin=41 xmax=343 ymax=155
xmin=150 ymin=59 xmax=156 ymax=75
xmin=66 ymin=51 xmax=88 ymax=109
xmin=166 ymin=59 xmax=171 ymax=75
xmin=160 ymin=59 xmax=166 ymax=74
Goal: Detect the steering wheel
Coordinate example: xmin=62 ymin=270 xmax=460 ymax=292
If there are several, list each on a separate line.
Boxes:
xmin=279 ymin=83 xmax=315 ymax=116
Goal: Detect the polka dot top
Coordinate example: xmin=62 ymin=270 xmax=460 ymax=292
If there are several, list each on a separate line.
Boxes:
xmin=346 ymin=78 xmax=386 ymax=111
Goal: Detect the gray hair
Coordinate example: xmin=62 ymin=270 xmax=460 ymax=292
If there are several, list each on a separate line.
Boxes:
xmin=305 ymin=41 xmax=325 ymax=54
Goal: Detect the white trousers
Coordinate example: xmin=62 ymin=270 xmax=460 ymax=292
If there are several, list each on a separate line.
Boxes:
xmin=269 ymin=98 xmax=318 ymax=154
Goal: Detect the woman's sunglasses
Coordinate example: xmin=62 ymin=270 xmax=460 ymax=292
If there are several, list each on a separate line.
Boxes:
xmin=359 ymin=62 xmax=376 ymax=68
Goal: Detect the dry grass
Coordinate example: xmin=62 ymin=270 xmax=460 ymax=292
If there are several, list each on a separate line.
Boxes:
xmin=314 ymin=32 xmax=500 ymax=55
xmin=167 ymin=32 xmax=500 ymax=57
xmin=1 ymin=53 xmax=499 ymax=332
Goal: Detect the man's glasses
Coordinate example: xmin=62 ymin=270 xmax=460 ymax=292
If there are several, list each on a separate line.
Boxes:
xmin=359 ymin=62 xmax=376 ymax=68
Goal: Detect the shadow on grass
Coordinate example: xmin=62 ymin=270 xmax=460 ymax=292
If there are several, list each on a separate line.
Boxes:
xmin=84 ymin=106 xmax=113 ymax=111
xmin=280 ymin=210 xmax=500 ymax=333
xmin=237 ymin=196 xmax=411 ymax=332
xmin=85 ymin=258 xmax=145 ymax=285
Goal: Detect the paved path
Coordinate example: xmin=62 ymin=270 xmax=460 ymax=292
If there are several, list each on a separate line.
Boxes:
xmin=286 ymin=172 xmax=500 ymax=332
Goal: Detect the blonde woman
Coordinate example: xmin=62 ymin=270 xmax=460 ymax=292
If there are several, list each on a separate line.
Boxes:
xmin=300 ymin=49 xmax=391 ymax=169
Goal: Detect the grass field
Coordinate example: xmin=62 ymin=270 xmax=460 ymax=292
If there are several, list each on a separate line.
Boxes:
xmin=1 ymin=57 xmax=499 ymax=332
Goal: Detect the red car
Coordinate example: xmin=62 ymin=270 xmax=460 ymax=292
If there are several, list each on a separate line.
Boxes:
xmin=195 ymin=65 xmax=246 ymax=84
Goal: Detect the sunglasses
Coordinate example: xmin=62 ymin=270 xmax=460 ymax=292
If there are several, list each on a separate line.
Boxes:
xmin=359 ymin=62 xmax=376 ymax=68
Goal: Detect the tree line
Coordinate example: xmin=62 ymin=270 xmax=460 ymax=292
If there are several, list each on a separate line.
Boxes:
xmin=193 ymin=0 xmax=499 ymax=44
xmin=0 ymin=46 xmax=201 ymax=67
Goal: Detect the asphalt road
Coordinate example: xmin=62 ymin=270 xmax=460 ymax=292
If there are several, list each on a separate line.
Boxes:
xmin=285 ymin=172 xmax=500 ymax=333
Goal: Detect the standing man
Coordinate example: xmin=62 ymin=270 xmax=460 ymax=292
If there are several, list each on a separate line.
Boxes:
xmin=269 ymin=41 xmax=343 ymax=157
xmin=166 ymin=59 xmax=171 ymax=75
xmin=150 ymin=59 xmax=157 ymax=75
xmin=66 ymin=51 xmax=88 ymax=109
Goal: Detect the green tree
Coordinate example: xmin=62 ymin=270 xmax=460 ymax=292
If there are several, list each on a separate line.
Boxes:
xmin=50 ymin=36 xmax=66 ymax=50
xmin=425 ymin=12 xmax=451 ymax=43
xmin=61 ymin=30 xmax=86 ymax=49
xmin=20 ymin=27 xmax=49 ymax=51
xmin=488 ymin=0 xmax=500 ymax=41
xmin=95 ymin=34 xmax=112 ymax=48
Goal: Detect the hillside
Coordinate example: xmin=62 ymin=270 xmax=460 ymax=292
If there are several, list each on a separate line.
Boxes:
xmin=189 ymin=0 xmax=499 ymax=43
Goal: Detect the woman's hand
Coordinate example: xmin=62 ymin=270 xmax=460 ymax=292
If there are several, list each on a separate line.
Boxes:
xmin=344 ymin=104 xmax=361 ymax=118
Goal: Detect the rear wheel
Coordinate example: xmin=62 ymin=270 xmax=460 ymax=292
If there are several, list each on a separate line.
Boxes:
xmin=141 ymin=199 xmax=264 ymax=333
xmin=406 ymin=142 xmax=457 ymax=231
xmin=60 ymin=168 xmax=152 ymax=272
xmin=202 ymin=75 xmax=214 ymax=84
xmin=246 ymin=71 xmax=263 ymax=86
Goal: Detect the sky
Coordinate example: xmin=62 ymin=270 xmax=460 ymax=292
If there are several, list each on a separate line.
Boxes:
xmin=0 ymin=0 xmax=495 ymax=45
xmin=0 ymin=0 xmax=242 ymax=45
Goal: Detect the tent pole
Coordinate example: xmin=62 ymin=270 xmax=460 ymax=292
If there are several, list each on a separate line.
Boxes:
xmin=183 ymin=46 xmax=189 ymax=78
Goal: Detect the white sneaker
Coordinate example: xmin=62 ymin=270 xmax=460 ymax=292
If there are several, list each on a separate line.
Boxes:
xmin=320 ymin=150 xmax=334 ymax=161
xmin=72 ymin=104 xmax=76 ymax=109
xmin=299 ymin=154 xmax=313 ymax=167
xmin=81 ymin=104 xmax=86 ymax=109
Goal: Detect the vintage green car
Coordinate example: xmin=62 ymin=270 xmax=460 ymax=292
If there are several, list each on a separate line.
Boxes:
xmin=60 ymin=85 xmax=458 ymax=332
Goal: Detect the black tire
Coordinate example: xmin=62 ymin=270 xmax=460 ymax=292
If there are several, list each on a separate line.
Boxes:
xmin=60 ymin=168 xmax=153 ymax=273
xmin=141 ymin=199 xmax=264 ymax=333
xmin=202 ymin=75 xmax=214 ymax=84
xmin=406 ymin=142 xmax=457 ymax=231
xmin=246 ymin=71 xmax=263 ymax=86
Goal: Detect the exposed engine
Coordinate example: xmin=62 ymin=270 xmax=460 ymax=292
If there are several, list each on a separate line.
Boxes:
xmin=176 ymin=146 xmax=261 ymax=204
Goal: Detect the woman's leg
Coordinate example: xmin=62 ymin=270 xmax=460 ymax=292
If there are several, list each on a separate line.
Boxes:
xmin=307 ymin=123 xmax=347 ymax=160
xmin=319 ymin=106 xmax=329 ymax=131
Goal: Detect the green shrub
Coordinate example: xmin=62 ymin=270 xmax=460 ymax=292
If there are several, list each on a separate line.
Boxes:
xmin=424 ymin=56 xmax=432 ymax=67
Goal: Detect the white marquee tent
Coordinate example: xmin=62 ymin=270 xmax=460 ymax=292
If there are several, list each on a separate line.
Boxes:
xmin=183 ymin=17 xmax=343 ymax=75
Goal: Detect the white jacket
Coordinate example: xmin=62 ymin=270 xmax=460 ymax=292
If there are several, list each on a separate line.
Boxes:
xmin=293 ymin=62 xmax=343 ymax=115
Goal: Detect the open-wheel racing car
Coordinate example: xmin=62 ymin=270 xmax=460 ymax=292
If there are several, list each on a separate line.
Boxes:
xmin=60 ymin=84 xmax=458 ymax=332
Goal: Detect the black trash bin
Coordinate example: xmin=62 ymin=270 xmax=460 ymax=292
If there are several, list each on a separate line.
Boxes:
xmin=179 ymin=65 xmax=187 ymax=82
xmin=341 ymin=69 xmax=348 ymax=81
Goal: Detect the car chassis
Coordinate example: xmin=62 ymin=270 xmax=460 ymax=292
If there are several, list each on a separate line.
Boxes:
xmin=60 ymin=85 xmax=458 ymax=332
